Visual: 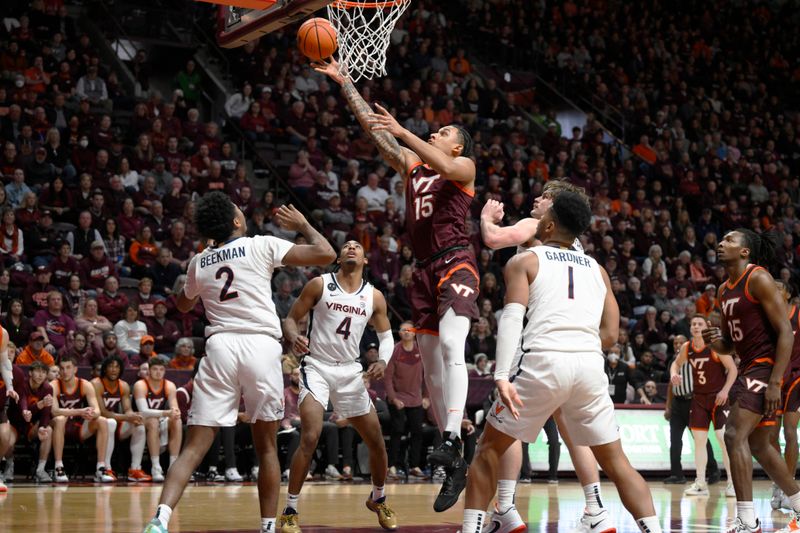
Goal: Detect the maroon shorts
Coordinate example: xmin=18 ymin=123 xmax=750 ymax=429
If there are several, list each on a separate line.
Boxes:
xmin=689 ymin=392 xmax=729 ymax=430
xmin=9 ymin=420 xmax=39 ymax=441
xmin=410 ymin=247 xmax=479 ymax=334
xmin=729 ymin=362 xmax=778 ymax=427
xmin=64 ymin=416 xmax=86 ymax=442
xmin=782 ymin=368 xmax=800 ymax=415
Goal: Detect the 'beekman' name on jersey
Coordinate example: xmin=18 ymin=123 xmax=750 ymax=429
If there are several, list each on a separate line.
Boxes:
xmin=542 ymin=250 xmax=592 ymax=267
xmin=200 ymin=246 xmax=247 ymax=268
xmin=326 ymin=302 xmax=368 ymax=316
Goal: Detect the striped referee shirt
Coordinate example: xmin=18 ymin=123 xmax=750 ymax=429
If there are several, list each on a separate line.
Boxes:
xmin=672 ymin=361 xmax=693 ymax=398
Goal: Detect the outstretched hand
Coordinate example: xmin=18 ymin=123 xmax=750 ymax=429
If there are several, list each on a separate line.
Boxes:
xmin=368 ymin=104 xmax=404 ymax=137
xmin=481 ymin=199 xmax=505 ymax=224
xmin=312 ymin=58 xmax=346 ymax=86
xmin=275 ymin=204 xmax=310 ymax=232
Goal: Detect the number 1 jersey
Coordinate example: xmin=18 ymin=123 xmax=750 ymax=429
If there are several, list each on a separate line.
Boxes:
xmin=184 ymin=235 xmax=294 ymax=339
xmin=521 ymin=246 xmax=607 ymax=356
xmin=308 ymin=273 xmax=374 ymax=365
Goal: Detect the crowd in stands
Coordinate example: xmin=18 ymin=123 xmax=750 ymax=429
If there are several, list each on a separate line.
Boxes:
xmin=0 ymin=0 xmax=798 ymax=481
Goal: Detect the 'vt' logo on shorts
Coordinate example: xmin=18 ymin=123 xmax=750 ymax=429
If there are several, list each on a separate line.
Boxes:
xmin=746 ymin=378 xmax=768 ymax=393
xmin=451 ymin=283 xmax=475 ymax=298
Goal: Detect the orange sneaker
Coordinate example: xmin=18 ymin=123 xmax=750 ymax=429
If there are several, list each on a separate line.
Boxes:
xmin=105 ymin=469 xmax=118 ymax=481
xmin=128 ymin=468 xmax=153 ymax=482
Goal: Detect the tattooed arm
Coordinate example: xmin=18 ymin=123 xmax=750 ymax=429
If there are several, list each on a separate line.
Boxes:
xmin=314 ymin=59 xmax=419 ymax=177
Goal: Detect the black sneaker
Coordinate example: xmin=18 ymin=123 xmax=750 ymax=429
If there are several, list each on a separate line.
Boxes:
xmin=663 ymin=475 xmax=687 ymax=484
xmin=428 ymin=435 xmax=464 ymax=468
xmin=433 ymin=458 xmax=467 ymax=512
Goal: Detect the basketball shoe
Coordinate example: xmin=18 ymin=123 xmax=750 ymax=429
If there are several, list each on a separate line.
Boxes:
xmin=772 ymin=484 xmax=785 ymax=510
xmin=142 ymin=518 xmax=168 ymax=533
xmin=776 ymin=512 xmax=800 ymax=533
xmin=151 ymin=466 xmax=165 ymax=483
xmin=483 ymin=504 xmax=526 ymax=533
xmin=571 ymin=508 xmax=615 ymax=533
xmin=279 ymin=508 xmax=301 ymax=533
xmin=366 ymin=496 xmax=398 ymax=530
xmin=726 ymin=483 xmax=736 ymax=498
xmin=434 ymin=458 xmax=467 ymax=512
xmin=726 ymin=517 xmax=762 ymax=533
xmin=54 ymin=466 xmax=69 ymax=483
xmin=94 ymin=466 xmax=116 ymax=483
xmin=0 ymin=479 xmax=6 ymax=493
xmin=128 ymin=468 xmax=153 ymax=482
xmin=684 ymin=480 xmax=710 ymax=496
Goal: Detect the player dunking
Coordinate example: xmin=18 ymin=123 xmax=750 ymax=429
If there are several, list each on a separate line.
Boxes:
xmin=143 ymin=192 xmax=335 ymax=533
xmin=669 ymin=315 xmax=737 ymax=497
xmin=462 ymin=192 xmax=661 ymax=533
xmin=481 ymin=183 xmax=615 ymax=533
xmin=704 ymin=229 xmax=800 ymax=533
xmin=279 ymin=241 xmax=397 ymax=533
xmin=315 ymin=58 xmax=477 ymax=510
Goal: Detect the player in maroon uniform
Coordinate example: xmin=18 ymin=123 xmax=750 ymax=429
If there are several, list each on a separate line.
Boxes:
xmin=315 ymin=58 xmax=476 ymax=511
xmin=50 ymin=355 xmax=115 ymax=483
xmin=7 ymin=360 xmax=53 ymax=483
xmin=133 ymin=357 xmax=181 ymax=483
xmin=704 ymin=229 xmax=800 ymax=533
xmin=92 ymin=355 xmax=151 ymax=482
xmin=670 ymin=314 xmax=737 ymax=497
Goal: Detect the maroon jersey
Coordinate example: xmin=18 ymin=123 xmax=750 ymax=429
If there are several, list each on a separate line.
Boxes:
xmin=145 ymin=379 xmax=168 ymax=410
xmin=405 ymin=163 xmax=474 ymax=261
xmin=687 ymin=341 xmax=727 ymax=394
xmin=98 ymin=378 xmax=123 ymax=413
xmin=718 ymin=264 xmax=777 ymax=369
xmin=55 ymin=378 xmax=88 ymax=410
xmin=10 ymin=377 xmax=53 ymax=428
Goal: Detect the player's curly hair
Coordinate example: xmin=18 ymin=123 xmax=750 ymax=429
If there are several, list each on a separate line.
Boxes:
xmin=196 ymin=191 xmax=236 ymax=244
xmin=101 ymin=355 xmax=126 ymax=377
xmin=551 ymin=191 xmax=592 ymax=238
xmin=735 ymin=228 xmax=780 ymax=268
xmin=452 ymin=124 xmax=474 ymax=158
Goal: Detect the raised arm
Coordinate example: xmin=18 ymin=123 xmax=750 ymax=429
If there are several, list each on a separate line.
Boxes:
xmin=480 ymin=200 xmax=539 ymax=250
xmin=282 ymin=277 xmax=324 ymax=355
xmin=274 ymin=205 xmax=336 ymax=267
xmin=314 ymin=59 xmax=415 ymax=176
xmin=598 ymin=266 xmax=620 ymax=350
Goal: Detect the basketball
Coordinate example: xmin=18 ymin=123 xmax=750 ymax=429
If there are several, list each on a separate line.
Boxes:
xmin=297 ymin=17 xmax=337 ymax=62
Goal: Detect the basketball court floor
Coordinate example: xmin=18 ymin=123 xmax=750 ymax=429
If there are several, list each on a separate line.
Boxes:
xmin=0 ymin=479 xmax=789 ymax=532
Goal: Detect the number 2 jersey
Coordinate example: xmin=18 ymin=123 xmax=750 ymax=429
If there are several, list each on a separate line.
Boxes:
xmin=307 ymin=273 xmax=374 ymax=365
xmin=184 ymin=235 xmax=294 ymax=339
xmin=521 ymin=246 xmax=606 ymax=356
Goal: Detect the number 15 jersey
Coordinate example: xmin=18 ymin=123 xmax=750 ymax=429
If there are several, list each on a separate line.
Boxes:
xmin=308 ymin=273 xmax=374 ymax=365
xmin=522 ymin=246 xmax=606 ymax=356
xmin=185 ymin=235 xmax=294 ymax=339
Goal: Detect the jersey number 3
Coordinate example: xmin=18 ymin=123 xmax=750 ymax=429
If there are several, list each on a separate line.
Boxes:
xmin=216 ymin=266 xmax=239 ymax=301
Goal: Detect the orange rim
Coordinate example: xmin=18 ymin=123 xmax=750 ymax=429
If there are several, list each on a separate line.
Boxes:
xmin=331 ymin=0 xmax=405 ymax=8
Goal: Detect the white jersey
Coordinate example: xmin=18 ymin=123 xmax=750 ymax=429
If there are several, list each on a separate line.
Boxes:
xmin=184 ymin=235 xmax=294 ymax=338
xmin=308 ymin=273 xmax=374 ymax=365
xmin=521 ymin=246 xmax=606 ymax=355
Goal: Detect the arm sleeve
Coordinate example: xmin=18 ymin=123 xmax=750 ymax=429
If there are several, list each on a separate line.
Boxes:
xmin=1 ymin=359 xmax=12 ymax=392
xmin=135 ymin=396 xmax=165 ymax=418
xmin=377 ymin=329 xmax=394 ymax=365
xmin=492 ymin=303 xmax=526 ymax=382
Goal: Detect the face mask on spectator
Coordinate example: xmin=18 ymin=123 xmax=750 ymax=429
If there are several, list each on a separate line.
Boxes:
xmin=607 ymin=353 xmax=620 ymax=364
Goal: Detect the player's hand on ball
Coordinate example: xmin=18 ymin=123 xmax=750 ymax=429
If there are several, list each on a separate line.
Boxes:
xmin=366 ymin=360 xmax=386 ymax=380
xmin=481 ymin=199 xmax=505 ymax=224
xmin=495 ymin=379 xmax=522 ymax=420
xmin=275 ymin=204 xmax=309 ymax=232
xmin=6 ymin=389 xmax=18 ymax=402
xmin=291 ymin=335 xmax=310 ymax=356
xmin=765 ymin=383 xmax=781 ymax=417
xmin=368 ymin=104 xmax=404 ymax=137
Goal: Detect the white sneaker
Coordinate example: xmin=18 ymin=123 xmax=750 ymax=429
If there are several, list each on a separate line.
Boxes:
xmin=776 ymin=511 xmax=800 ymax=533
xmin=772 ymin=483 xmax=785 ymax=510
xmin=325 ymin=464 xmax=342 ymax=480
xmin=483 ymin=505 xmax=526 ymax=533
xmin=387 ymin=466 xmax=399 ymax=479
xmin=54 ymin=466 xmax=69 ymax=483
xmin=0 ymin=479 xmax=6 ymax=492
xmin=151 ymin=466 xmax=165 ymax=483
xmin=726 ymin=517 xmax=762 ymax=533
xmin=571 ymin=508 xmax=615 ymax=533
xmin=780 ymin=494 xmax=793 ymax=511
xmin=225 ymin=468 xmax=243 ymax=482
xmin=251 ymin=466 xmax=260 ymax=480
xmin=94 ymin=467 xmax=115 ymax=483
xmin=2 ymin=460 xmax=13 ymax=482
xmin=726 ymin=483 xmax=736 ymax=498
xmin=207 ymin=467 xmax=224 ymax=482
xmin=34 ymin=469 xmax=52 ymax=483
xmin=684 ymin=480 xmax=710 ymax=496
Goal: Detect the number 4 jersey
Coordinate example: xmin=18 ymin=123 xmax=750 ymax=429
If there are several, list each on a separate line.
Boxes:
xmin=184 ymin=235 xmax=295 ymax=339
xmin=308 ymin=273 xmax=374 ymax=365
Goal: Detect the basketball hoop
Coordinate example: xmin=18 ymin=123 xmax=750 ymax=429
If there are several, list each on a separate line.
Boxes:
xmin=327 ymin=0 xmax=411 ymax=82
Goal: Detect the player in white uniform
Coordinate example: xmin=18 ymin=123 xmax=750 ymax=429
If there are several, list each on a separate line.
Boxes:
xmin=462 ymin=191 xmax=662 ymax=533
xmin=479 ymin=180 xmax=613 ymax=533
xmin=279 ymin=240 xmax=397 ymax=533
xmin=0 ymin=326 xmax=19 ymax=493
xmin=143 ymin=192 xmax=336 ymax=533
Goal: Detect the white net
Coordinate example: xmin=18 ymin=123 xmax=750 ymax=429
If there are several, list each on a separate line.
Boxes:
xmin=327 ymin=0 xmax=411 ymax=82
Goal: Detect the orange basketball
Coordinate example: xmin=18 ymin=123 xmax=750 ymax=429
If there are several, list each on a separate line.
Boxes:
xmin=297 ymin=18 xmax=337 ymax=61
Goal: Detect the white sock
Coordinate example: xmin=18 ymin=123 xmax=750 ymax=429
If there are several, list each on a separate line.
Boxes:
xmin=496 ymin=479 xmax=516 ymax=513
xmin=261 ymin=517 xmax=276 ymax=532
xmin=636 ymin=516 xmax=662 ymax=533
xmin=440 ymin=309 xmax=470 ymax=435
xmin=372 ymin=485 xmax=385 ymax=501
xmin=583 ymin=482 xmax=604 ymax=513
xmin=37 ymin=460 xmax=46 ymax=473
xmin=463 ymin=509 xmax=487 ymax=533
xmin=736 ymin=501 xmax=756 ymax=527
xmin=155 ymin=504 xmax=172 ymax=528
xmin=788 ymin=491 xmax=800 ymax=513
xmin=55 ymin=460 xmax=64 ymax=469
xmin=151 ymin=456 xmax=161 ymax=471
xmin=130 ymin=426 xmax=146 ymax=470
xmin=96 ymin=462 xmax=105 ymax=471
xmin=169 ymin=455 xmax=178 ymax=468
xmin=286 ymin=493 xmax=299 ymax=512
xmin=105 ymin=418 xmax=117 ymax=465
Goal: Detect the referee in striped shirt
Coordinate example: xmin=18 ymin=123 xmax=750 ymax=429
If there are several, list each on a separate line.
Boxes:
xmin=663 ymin=335 xmax=720 ymax=484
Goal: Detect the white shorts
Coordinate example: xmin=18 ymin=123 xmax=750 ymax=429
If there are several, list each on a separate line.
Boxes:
xmin=487 ymin=352 xmax=619 ymax=446
xmin=299 ymin=358 xmax=372 ymax=419
xmin=189 ymin=332 xmax=284 ymax=427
